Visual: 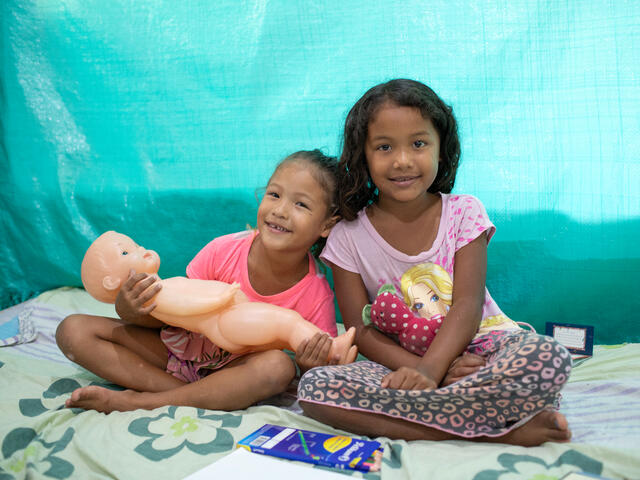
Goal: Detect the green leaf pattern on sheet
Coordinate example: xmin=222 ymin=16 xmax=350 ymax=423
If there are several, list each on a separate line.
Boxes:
xmin=18 ymin=378 xmax=119 ymax=417
xmin=129 ymin=406 xmax=242 ymax=461
xmin=19 ymin=378 xmax=81 ymax=417
xmin=473 ymin=450 xmax=603 ymax=480
xmin=0 ymin=427 xmax=75 ymax=479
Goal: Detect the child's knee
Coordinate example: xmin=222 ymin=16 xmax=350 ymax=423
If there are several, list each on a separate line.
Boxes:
xmin=255 ymin=350 xmax=296 ymax=391
xmin=544 ymin=336 xmax=573 ymax=376
xmin=55 ymin=314 xmax=89 ymax=354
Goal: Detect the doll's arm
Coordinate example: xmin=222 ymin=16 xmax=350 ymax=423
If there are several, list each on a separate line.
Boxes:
xmin=414 ymin=233 xmax=488 ymax=386
xmin=330 ymin=262 xmax=421 ymax=370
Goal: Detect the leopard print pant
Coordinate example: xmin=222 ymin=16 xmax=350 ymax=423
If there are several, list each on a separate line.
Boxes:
xmin=298 ymin=331 xmax=571 ymax=437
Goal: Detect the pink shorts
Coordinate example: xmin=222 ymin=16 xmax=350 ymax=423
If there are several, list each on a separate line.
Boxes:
xmin=160 ymin=326 xmax=243 ymax=383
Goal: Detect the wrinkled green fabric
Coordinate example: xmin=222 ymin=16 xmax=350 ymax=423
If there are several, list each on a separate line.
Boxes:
xmin=1 ymin=1 xmax=638 ymax=343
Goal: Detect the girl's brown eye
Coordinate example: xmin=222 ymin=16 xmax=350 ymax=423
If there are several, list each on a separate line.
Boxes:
xmin=122 ymin=251 xmax=128 ymax=255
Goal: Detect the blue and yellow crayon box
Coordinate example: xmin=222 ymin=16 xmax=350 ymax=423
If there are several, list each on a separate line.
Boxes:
xmin=237 ymin=424 xmax=383 ymax=472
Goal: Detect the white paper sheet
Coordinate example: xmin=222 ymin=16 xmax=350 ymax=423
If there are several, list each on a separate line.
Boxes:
xmin=183 ymin=448 xmax=352 ymax=479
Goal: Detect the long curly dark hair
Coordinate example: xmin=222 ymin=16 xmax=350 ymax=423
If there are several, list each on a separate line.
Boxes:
xmin=272 ymin=149 xmax=339 ymax=259
xmin=338 ymin=79 xmax=461 ymax=220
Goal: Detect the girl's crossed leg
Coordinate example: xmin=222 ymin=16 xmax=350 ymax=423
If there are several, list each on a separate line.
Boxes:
xmin=298 ymin=331 xmax=572 ymax=447
xmin=300 ymin=401 xmax=570 ymax=446
xmin=56 ymin=314 xmax=295 ymax=413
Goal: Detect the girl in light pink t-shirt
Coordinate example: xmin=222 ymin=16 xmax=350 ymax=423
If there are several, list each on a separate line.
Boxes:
xmin=298 ymin=79 xmax=572 ymax=447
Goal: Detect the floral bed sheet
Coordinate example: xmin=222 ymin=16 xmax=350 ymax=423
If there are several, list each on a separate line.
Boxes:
xmin=0 ymin=288 xmax=638 ymax=480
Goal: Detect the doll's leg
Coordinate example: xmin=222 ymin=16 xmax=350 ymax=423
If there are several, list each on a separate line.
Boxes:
xmin=64 ymin=349 xmax=295 ymax=413
xmin=200 ymin=303 xmax=357 ymax=363
xmin=56 ymin=314 xmax=184 ymax=393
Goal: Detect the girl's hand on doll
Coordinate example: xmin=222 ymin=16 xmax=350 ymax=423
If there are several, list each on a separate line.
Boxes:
xmin=115 ymin=270 xmax=162 ymax=322
xmin=441 ymin=353 xmax=486 ymax=386
xmin=381 ymin=367 xmax=438 ymax=391
xmin=295 ymin=332 xmax=339 ymax=375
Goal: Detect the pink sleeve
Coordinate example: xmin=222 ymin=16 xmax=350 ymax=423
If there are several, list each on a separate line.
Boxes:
xmin=320 ymin=221 xmax=359 ymax=273
xmin=186 ymin=238 xmax=218 ymax=280
xmin=452 ymin=195 xmax=496 ymax=251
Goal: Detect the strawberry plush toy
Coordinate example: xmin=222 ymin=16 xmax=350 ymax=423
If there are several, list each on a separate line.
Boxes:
xmin=363 ymin=285 xmax=442 ymax=356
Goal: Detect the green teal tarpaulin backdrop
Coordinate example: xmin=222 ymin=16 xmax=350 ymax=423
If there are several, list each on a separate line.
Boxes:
xmin=1 ymin=1 xmax=638 ymax=343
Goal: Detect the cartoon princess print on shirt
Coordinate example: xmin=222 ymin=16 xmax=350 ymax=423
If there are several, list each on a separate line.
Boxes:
xmin=365 ymin=262 xmax=517 ymax=356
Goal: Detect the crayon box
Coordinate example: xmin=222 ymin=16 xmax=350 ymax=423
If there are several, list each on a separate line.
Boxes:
xmin=236 ymin=424 xmax=383 ymax=472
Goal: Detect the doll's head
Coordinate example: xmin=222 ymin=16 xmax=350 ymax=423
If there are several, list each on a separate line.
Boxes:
xmin=400 ymin=263 xmax=452 ymax=320
xmin=81 ymin=231 xmax=160 ymax=303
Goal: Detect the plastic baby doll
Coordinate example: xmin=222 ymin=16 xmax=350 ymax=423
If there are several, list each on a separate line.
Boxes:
xmin=81 ymin=231 xmax=358 ymax=363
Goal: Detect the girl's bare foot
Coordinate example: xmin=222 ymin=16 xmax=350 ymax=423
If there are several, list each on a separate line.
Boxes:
xmin=329 ymin=327 xmax=358 ymax=364
xmin=493 ymin=410 xmax=571 ymax=446
xmin=65 ymin=386 xmax=143 ymax=413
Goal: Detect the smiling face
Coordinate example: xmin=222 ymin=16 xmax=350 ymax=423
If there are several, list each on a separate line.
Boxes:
xmin=256 ymin=160 xmax=335 ymax=256
xmin=81 ymin=231 xmax=160 ymax=303
xmin=407 ymin=282 xmax=448 ymax=321
xmin=364 ymin=101 xmax=441 ymax=209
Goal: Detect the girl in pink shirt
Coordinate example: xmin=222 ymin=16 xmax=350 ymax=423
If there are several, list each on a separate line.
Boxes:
xmin=56 ymin=150 xmax=343 ymax=413
xmin=298 ymin=79 xmax=572 ymax=447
